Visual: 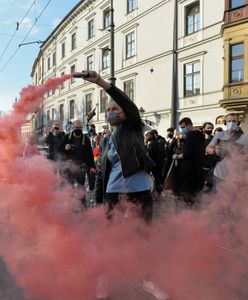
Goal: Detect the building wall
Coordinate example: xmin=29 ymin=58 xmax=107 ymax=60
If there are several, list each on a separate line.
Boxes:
xmin=32 ymin=0 xmax=229 ymax=136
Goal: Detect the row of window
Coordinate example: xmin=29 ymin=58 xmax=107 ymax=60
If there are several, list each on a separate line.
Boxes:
xmin=46 ymin=79 xmax=134 ymax=122
xmin=186 ymin=0 xmax=245 ymax=36
xmin=46 ymin=39 xmax=245 ymax=100
xmin=185 ymin=41 xmax=244 ymax=97
xmin=46 ymin=37 xmax=245 ymax=122
xmin=43 ymin=0 xmax=246 ymax=75
xmin=43 ymin=0 xmax=137 ymax=72
xmin=46 ymin=1 xmax=197 ymax=72
xmin=44 ymin=30 xmax=135 ymax=74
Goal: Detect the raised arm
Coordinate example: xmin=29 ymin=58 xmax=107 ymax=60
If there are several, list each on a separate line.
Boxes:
xmin=73 ymin=70 xmax=142 ymax=131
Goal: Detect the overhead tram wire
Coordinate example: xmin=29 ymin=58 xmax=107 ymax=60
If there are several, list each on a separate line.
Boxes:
xmin=0 ymin=0 xmax=52 ymax=73
xmin=0 ymin=0 xmax=36 ymax=63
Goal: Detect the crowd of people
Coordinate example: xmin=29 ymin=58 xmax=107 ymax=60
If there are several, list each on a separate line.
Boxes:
xmin=21 ymin=70 xmax=248 ymax=300
xmin=23 ymin=70 xmax=248 ymax=214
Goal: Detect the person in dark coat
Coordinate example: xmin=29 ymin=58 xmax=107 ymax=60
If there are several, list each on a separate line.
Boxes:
xmin=145 ymin=131 xmax=163 ymax=193
xmin=60 ymin=120 xmax=95 ymax=207
xmin=173 ymin=117 xmax=205 ymax=206
xmin=162 ymin=127 xmax=177 ymax=183
xmin=74 ymin=71 xmax=169 ymax=300
xmin=75 ymin=70 xmax=155 ymax=222
xmin=44 ymin=121 xmax=65 ymax=161
xmin=202 ymin=122 xmax=215 ymax=191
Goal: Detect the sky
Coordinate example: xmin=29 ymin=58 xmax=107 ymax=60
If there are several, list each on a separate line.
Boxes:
xmin=0 ymin=0 xmax=80 ymax=113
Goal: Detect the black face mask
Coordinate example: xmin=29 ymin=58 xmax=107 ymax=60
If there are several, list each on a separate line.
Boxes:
xmin=74 ymin=129 xmax=82 ymax=136
xmin=167 ymin=133 xmax=174 ymax=138
xmin=90 ymin=129 xmax=94 ymax=133
xmin=205 ymin=130 xmax=213 ymax=136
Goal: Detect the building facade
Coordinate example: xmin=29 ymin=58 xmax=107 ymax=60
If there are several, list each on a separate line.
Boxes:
xmin=220 ymin=0 xmax=248 ymax=130
xmin=31 ymin=0 xmax=248 ymax=135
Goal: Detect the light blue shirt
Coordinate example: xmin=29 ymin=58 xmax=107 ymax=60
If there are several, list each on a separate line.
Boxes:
xmin=106 ymin=135 xmax=151 ymax=193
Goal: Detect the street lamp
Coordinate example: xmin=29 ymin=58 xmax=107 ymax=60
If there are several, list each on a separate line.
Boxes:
xmin=109 ymin=0 xmax=116 ymax=85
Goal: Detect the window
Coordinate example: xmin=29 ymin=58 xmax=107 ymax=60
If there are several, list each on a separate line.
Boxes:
xmin=230 ymin=0 xmax=244 ymax=9
xmin=85 ymin=93 xmax=92 ymax=115
xmin=87 ymin=55 xmax=94 ymax=70
xmin=102 ymin=48 xmax=110 ymax=69
xmin=230 ymin=43 xmax=244 ymax=83
xmin=39 ymin=65 xmax=42 ymax=79
xmin=59 ymin=103 xmax=64 ymax=122
xmin=47 ymin=57 xmax=51 ymax=70
xmin=61 ymin=72 xmax=65 ymax=89
xmin=69 ymin=100 xmax=75 ymax=119
xmin=186 ymin=2 xmax=200 ymax=35
xmin=124 ymin=80 xmax=134 ymax=101
xmin=71 ymin=65 xmax=75 ymax=83
xmin=100 ymin=89 xmax=108 ymax=113
xmin=52 ymin=52 xmax=56 ymax=67
xmin=127 ymin=0 xmax=137 ymax=14
xmin=88 ymin=19 xmax=95 ymax=39
xmin=184 ymin=61 xmax=200 ymax=96
xmin=126 ymin=32 xmax=135 ymax=58
xmin=61 ymin=42 xmax=65 ymax=58
xmin=46 ymin=110 xmax=50 ymax=123
xmin=52 ymin=89 xmax=55 ymax=95
xmin=103 ymin=8 xmax=110 ymax=29
xmin=71 ymin=32 xmax=76 ymax=50
xmin=51 ymin=108 xmax=55 ymax=121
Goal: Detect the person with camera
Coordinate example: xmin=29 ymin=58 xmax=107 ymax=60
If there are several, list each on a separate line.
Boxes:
xmin=44 ymin=121 xmax=65 ymax=161
xmin=206 ymin=113 xmax=248 ymax=188
xmin=60 ymin=120 xmax=95 ymax=207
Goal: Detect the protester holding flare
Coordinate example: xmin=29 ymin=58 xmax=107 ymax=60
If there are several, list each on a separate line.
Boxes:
xmin=73 ymin=70 xmax=155 ymax=222
xmin=73 ymin=70 xmax=169 ymax=300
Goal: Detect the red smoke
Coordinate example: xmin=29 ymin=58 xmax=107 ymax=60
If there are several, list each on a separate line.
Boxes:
xmin=0 ymin=76 xmax=247 ymax=299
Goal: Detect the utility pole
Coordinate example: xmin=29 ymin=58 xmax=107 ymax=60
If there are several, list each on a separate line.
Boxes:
xmin=109 ymin=0 xmax=116 ymax=85
xmin=171 ymin=0 xmax=178 ymax=129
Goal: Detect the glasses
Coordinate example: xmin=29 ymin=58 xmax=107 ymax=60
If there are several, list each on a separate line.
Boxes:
xmin=74 ymin=127 xmax=82 ymax=129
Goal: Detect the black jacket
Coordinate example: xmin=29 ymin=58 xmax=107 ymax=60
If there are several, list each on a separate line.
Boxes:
xmin=45 ymin=132 xmax=65 ymax=160
xmin=95 ymin=85 xmax=155 ymax=204
xmin=60 ymin=133 xmax=94 ymax=168
xmin=180 ymin=130 xmax=205 ymax=192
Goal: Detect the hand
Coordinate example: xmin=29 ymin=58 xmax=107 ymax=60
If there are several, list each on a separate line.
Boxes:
xmin=215 ymin=145 xmax=222 ymax=156
xmin=81 ymin=70 xmax=101 ymax=84
xmin=178 ymin=153 xmax=183 ymax=159
xmin=90 ymin=168 xmax=96 ymax=174
xmin=80 ymin=70 xmax=111 ymax=89
xmin=173 ymin=154 xmax=178 ymax=160
xmin=65 ymin=144 xmax=71 ymax=151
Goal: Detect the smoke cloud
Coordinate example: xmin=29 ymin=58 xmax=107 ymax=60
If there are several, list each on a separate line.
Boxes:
xmin=0 ymin=76 xmax=247 ymax=299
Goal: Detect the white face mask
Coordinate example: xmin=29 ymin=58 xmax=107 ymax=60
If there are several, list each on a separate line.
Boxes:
xmin=226 ymin=121 xmax=238 ymax=131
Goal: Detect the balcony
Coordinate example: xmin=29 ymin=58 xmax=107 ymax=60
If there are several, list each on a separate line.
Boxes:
xmin=224 ymin=4 xmax=248 ymax=24
xmin=219 ymin=81 xmax=248 ymax=114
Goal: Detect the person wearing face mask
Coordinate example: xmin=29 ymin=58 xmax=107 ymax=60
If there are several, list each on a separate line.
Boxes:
xmin=44 ymin=121 xmax=65 ymax=161
xmin=60 ymin=120 xmax=95 ymax=207
xmin=73 ymin=70 xmax=155 ymax=222
xmin=206 ymin=113 xmax=248 ymax=188
xmin=202 ymin=122 xmax=215 ymax=191
xmin=74 ymin=71 xmax=169 ymax=300
xmin=172 ymin=117 xmax=205 ymax=206
xmin=162 ymin=127 xmax=176 ymax=184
